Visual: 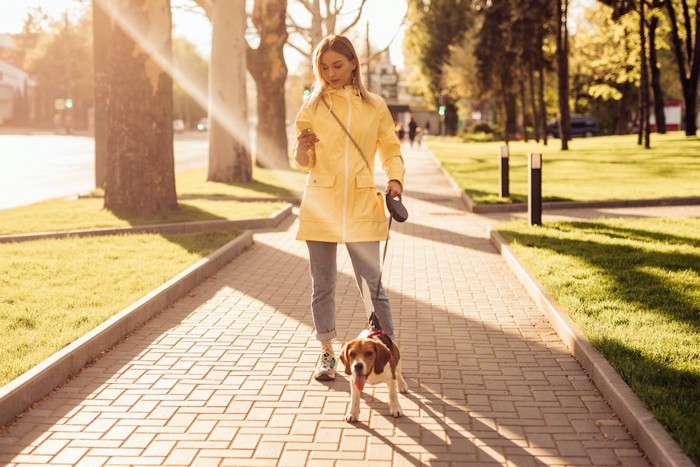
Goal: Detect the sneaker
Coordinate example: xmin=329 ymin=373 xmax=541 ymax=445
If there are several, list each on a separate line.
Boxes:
xmin=314 ymin=351 xmax=336 ymax=381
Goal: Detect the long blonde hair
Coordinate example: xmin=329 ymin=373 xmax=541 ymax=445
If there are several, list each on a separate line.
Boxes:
xmin=307 ymin=35 xmax=373 ymax=107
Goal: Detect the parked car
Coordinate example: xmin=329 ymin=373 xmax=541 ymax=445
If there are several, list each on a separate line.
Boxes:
xmin=196 ymin=118 xmax=208 ymax=131
xmin=173 ymin=118 xmax=185 ymax=133
xmin=546 ymin=116 xmax=599 ymax=138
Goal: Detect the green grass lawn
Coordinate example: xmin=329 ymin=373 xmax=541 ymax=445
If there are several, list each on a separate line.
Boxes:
xmin=0 ymin=166 xmax=298 ymax=388
xmin=427 ymin=132 xmax=700 ymax=204
xmin=496 ymin=218 xmax=700 ymax=464
xmin=0 ymin=231 xmax=240 ymax=387
xmin=176 ymin=167 xmax=305 ymax=198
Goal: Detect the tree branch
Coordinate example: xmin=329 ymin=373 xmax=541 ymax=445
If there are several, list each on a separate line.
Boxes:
xmin=337 ymin=0 xmax=368 ymax=35
xmin=369 ymin=11 xmax=407 ymax=62
xmin=286 ymin=39 xmax=311 ymax=59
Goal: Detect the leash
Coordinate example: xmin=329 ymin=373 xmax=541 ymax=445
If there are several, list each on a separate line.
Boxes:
xmin=320 ymin=96 xmax=400 ymax=333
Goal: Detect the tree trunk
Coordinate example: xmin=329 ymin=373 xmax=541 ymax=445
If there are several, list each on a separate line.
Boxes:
xmin=93 ymin=1 xmax=109 ymax=190
xmin=207 ymin=0 xmax=252 ymax=183
xmin=104 ymin=0 xmax=177 ymax=214
xmin=529 ymin=60 xmax=540 ymax=142
xmin=248 ymin=0 xmax=290 ymax=170
xmin=518 ymin=76 xmax=529 ymax=141
xmin=556 ymin=0 xmax=571 ymax=150
xmin=664 ymin=0 xmax=700 ymax=136
xmin=638 ymin=1 xmax=650 ymax=148
xmin=648 ymin=14 xmax=666 ymax=134
xmin=537 ymin=29 xmax=548 ymax=145
xmin=310 ymin=0 xmax=323 ymax=48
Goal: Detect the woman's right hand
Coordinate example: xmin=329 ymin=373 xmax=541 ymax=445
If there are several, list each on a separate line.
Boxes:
xmin=296 ymin=129 xmax=319 ymax=153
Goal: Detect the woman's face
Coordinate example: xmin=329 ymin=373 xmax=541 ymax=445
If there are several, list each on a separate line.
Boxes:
xmin=320 ymin=50 xmax=356 ymax=89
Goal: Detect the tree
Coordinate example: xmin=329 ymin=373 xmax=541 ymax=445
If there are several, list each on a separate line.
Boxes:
xmin=286 ymin=0 xmax=369 ymax=59
xmin=572 ymin=3 xmax=639 ymax=135
xmin=93 ymin=2 xmax=109 ymax=189
xmin=205 ymin=0 xmax=252 ymax=182
xmin=22 ymin=10 xmax=94 ymax=126
xmin=103 ymin=0 xmax=178 ymax=213
xmin=172 ymin=37 xmax=208 ymax=128
xmin=248 ymin=0 xmax=290 ymax=170
xmin=648 ymin=0 xmax=666 ymax=133
xmin=404 ymin=0 xmax=471 ymax=135
xmin=474 ymin=0 xmax=518 ymax=142
xmin=556 ymin=0 xmax=572 ymax=149
xmin=664 ymin=0 xmax=700 ymax=136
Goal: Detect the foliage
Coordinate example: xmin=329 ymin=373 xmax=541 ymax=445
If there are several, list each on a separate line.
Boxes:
xmin=22 ymin=10 xmax=94 ymax=126
xmin=403 ymin=0 xmax=472 ymax=134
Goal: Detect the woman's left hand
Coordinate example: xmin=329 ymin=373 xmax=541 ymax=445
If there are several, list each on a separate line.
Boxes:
xmin=385 ymin=179 xmax=403 ymax=198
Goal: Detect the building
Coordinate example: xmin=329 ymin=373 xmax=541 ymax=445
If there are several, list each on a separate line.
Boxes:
xmin=0 ymin=34 xmax=36 ymax=125
xmin=367 ymin=52 xmax=438 ymax=134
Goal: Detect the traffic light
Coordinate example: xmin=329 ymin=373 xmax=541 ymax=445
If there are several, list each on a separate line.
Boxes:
xmin=303 ymin=86 xmax=311 ymax=100
xmin=65 ymin=98 xmax=73 ymax=109
xmin=438 ymin=105 xmax=445 ymax=117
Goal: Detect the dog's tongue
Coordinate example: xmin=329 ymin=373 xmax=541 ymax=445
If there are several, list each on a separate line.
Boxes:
xmin=354 ymin=375 xmax=367 ymax=391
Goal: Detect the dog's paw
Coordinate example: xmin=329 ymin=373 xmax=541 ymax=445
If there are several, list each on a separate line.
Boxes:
xmin=345 ymin=412 xmax=359 ymax=423
xmin=398 ymin=382 xmax=409 ymax=394
xmin=390 ymin=405 xmax=403 ymax=418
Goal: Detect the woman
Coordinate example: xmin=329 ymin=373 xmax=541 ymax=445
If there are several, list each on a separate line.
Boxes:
xmin=294 ymin=35 xmax=405 ymax=381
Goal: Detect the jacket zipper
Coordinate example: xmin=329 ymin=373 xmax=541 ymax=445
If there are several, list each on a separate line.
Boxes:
xmin=342 ymin=89 xmax=352 ymax=242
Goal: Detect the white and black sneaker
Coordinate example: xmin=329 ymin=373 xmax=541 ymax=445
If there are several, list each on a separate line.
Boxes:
xmin=314 ymin=350 xmax=337 ymax=381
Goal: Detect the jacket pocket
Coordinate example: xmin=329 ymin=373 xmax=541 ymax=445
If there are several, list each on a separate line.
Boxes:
xmin=299 ymin=174 xmax=336 ymax=221
xmin=354 ymin=174 xmax=385 ymax=221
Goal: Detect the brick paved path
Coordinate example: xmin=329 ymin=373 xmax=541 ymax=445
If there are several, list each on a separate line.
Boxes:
xmin=0 ymin=146 xmax=649 ymax=466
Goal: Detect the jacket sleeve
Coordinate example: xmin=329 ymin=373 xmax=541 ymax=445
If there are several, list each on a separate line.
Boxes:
xmin=293 ymin=102 xmax=317 ymax=173
xmin=376 ymin=99 xmax=405 ymax=187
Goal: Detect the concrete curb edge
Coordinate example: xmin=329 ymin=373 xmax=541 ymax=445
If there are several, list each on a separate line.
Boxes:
xmin=488 ymin=227 xmax=694 ymax=467
xmin=0 ymin=203 xmax=292 ymax=244
xmin=0 ymin=230 xmax=255 ymax=427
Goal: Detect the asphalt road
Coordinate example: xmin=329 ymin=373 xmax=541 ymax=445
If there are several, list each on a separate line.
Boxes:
xmin=0 ymin=132 xmax=209 ymax=210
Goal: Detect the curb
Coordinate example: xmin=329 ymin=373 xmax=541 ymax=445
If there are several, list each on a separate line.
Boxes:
xmin=426 ymin=145 xmax=700 ymax=213
xmin=468 ymin=194 xmax=700 ymax=214
xmin=0 ymin=230 xmax=255 ymax=428
xmin=488 ymin=227 xmax=695 ymax=467
xmin=0 ymin=203 xmax=292 ymax=244
xmin=78 ymin=194 xmax=303 ymax=205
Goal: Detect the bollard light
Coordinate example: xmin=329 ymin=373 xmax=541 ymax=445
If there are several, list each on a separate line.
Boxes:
xmin=499 ymin=144 xmax=509 ymax=198
xmin=528 ymin=153 xmax=542 ymax=226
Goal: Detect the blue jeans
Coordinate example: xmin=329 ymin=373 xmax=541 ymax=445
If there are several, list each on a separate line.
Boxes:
xmin=306 ymin=240 xmax=395 ymax=341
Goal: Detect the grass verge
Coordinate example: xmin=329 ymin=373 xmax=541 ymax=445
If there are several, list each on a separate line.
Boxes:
xmin=427 ymin=132 xmax=700 ymax=204
xmin=496 ymin=217 xmax=700 ymax=463
xmin=0 ymin=230 xmax=240 ymax=387
xmin=176 ymin=167 xmax=305 ymax=198
xmin=0 ymin=198 xmax=286 ymax=235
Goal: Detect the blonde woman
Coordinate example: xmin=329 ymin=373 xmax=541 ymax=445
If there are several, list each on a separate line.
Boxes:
xmin=294 ymin=35 xmax=406 ymax=381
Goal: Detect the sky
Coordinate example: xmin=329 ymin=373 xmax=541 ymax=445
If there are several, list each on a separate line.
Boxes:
xmin=0 ymin=0 xmax=408 ymax=72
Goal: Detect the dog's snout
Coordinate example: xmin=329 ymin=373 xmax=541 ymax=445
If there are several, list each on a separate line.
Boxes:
xmin=353 ymin=362 xmax=364 ymax=372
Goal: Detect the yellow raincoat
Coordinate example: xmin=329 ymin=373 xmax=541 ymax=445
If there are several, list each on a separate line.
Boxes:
xmin=294 ymin=86 xmax=405 ymax=243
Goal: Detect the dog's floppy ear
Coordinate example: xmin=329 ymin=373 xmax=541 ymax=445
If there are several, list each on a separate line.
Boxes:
xmin=373 ymin=341 xmax=392 ymax=375
xmin=339 ymin=342 xmax=352 ymax=375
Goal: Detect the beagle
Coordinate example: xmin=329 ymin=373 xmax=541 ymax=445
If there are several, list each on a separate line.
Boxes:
xmin=339 ymin=329 xmax=408 ymax=423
